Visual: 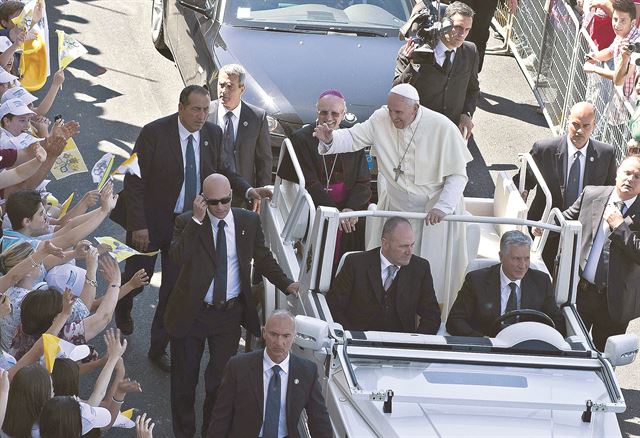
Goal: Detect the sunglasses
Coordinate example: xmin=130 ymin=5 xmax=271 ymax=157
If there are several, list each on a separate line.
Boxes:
xmin=202 ymin=194 xmax=232 ymax=205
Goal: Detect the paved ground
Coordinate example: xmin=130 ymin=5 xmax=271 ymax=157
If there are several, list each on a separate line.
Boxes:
xmin=39 ymin=1 xmax=639 ymax=436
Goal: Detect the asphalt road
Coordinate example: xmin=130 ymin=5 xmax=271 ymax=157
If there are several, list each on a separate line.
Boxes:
xmin=39 ymin=1 xmax=639 ymax=437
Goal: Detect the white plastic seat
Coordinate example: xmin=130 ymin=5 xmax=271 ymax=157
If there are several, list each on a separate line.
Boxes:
xmin=277 ymin=179 xmax=310 ymax=242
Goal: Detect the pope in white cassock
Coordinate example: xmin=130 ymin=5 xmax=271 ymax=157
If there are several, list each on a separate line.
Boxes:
xmin=313 ymin=84 xmax=472 ymax=315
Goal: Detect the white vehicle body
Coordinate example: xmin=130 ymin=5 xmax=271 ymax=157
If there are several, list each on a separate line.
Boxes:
xmin=258 ymin=140 xmax=638 ymax=437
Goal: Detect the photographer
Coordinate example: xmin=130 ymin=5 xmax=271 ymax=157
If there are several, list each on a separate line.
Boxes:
xmin=393 ymin=2 xmax=479 ymax=141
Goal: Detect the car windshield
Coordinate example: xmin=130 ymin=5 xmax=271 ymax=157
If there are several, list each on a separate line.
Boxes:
xmin=224 ymin=0 xmax=414 ymax=31
xmin=348 ymin=356 xmax=612 ymax=405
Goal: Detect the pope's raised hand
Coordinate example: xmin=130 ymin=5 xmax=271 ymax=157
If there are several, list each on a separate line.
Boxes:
xmin=313 ymin=123 xmax=333 ymax=144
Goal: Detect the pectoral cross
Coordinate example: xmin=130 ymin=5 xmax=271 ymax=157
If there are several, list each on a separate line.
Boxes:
xmin=323 ymin=186 xmax=333 ymax=192
xmin=393 ymin=164 xmax=404 ymax=182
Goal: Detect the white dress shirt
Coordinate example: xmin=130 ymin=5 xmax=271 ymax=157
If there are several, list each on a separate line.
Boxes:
xmin=566 ymin=138 xmax=588 ymax=192
xmin=259 ymin=350 xmax=290 ymax=438
xmin=379 ymin=250 xmax=400 ymax=286
xmin=217 ymin=101 xmax=243 ymax=140
xmin=174 ymin=118 xmax=201 ymax=213
xmin=499 ymin=266 xmax=522 ymax=315
xmin=434 ymin=40 xmax=457 ymax=67
xmin=582 ymin=193 xmax=637 ymax=283
xmin=203 ymin=209 xmax=241 ymax=303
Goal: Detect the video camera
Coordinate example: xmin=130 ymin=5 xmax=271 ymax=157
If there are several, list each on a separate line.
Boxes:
xmin=399 ymin=1 xmax=453 ymax=64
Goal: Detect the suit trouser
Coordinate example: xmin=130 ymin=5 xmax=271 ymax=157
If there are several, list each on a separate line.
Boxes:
xmin=115 ymin=231 xmax=179 ymax=356
xmin=577 ymin=280 xmax=629 ymax=351
xmin=460 ymin=0 xmax=500 ymax=72
xmin=170 ymin=302 xmax=243 ymax=438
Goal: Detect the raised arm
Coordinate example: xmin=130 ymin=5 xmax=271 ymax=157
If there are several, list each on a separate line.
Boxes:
xmin=86 ymin=328 xmax=127 ymax=407
xmin=82 ymin=256 xmax=122 ymax=341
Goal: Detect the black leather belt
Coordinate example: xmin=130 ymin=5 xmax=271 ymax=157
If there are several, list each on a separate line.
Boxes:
xmin=203 ymin=296 xmax=240 ymax=311
xmin=578 ymin=278 xmax=607 ymax=295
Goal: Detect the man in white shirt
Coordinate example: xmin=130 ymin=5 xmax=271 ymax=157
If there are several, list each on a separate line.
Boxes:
xmin=393 ymin=1 xmax=480 ymax=140
xmin=447 ymin=230 xmax=565 ymax=337
xmin=208 ymin=64 xmax=272 ymax=207
xmin=208 ymin=310 xmax=332 ymax=438
xmin=563 ymin=156 xmax=640 ymax=350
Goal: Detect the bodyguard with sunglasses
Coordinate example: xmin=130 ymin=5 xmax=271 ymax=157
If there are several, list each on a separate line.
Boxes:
xmin=165 ymin=173 xmax=299 ymax=438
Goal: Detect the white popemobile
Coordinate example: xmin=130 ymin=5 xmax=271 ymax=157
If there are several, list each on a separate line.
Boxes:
xmin=256 ymin=139 xmax=638 ymax=437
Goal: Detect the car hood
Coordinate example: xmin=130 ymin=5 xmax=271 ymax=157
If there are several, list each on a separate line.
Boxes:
xmin=214 ymin=25 xmax=403 ymax=125
xmin=340 ymin=363 xmax=620 ymax=437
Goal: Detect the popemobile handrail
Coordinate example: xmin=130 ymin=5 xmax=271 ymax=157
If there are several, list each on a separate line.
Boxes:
xmin=516 ymin=152 xmax=553 ymax=252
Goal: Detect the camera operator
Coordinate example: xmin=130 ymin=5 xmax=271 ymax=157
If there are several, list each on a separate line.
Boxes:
xmin=393 ymin=1 xmax=480 ymax=141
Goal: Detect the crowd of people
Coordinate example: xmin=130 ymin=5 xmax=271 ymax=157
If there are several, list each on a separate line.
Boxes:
xmin=0 ymin=0 xmax=637 ymax=437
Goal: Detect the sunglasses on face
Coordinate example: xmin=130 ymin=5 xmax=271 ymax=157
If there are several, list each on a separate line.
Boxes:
xmin=202 ymin=193 xmax=232 ymax=205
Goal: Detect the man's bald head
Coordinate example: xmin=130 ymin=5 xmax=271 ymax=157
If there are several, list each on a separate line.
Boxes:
xmin=202 ymin=173 xmax=232 ymax=219
xmin=567 ymin=102 xmax=596 ymax=149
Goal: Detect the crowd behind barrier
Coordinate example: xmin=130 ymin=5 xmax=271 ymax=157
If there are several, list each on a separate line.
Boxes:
xmin=492 ymin=0 xmax=635 ymax=163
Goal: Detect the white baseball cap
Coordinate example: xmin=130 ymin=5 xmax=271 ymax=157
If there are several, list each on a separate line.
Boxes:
xmin=6 ymin=132 xmax=44 ymax=150
xmin=79 ymin=401 xmax=112 ymax=434
xmin=0 ymin=37 xmax=12 ymax=53
xmin=0 ymin=68 xmax=17 ymax=85
xmin=1 ymin=86 xmax=37 ymax=105
xmin=45 ymin=264 xmax=88 ymax=297
xmin=0 ymin=98 xmax=36 ymax=121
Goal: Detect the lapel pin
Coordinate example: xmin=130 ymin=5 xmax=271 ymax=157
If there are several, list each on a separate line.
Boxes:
xmin=243 ymin=121 xmax=248 ymax=127
xmin=241 ymin=230 xmax=245 ymax=236
xmin=294 ymin=379 xmax=299 ymax=385
xmin=589 ymin=156 xmax=594 ymax=162
xmin=204 ymin=140 xmax=209 ymax=147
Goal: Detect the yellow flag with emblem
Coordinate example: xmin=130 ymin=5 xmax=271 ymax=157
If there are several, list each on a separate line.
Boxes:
xmin=56 ymin=30 xmax=88 ymax=70
xmin=58 ymin=192 xmax=74 ymax=219
xmin=51 ymin=138 xmax=88 ymax=180
xmin=94 ymin=236 xmax=159 ymax=263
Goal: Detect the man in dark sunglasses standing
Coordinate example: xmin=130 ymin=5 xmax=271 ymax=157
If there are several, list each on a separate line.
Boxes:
xmin=165 ymin=173 xmax=299 ymax=438
xmin=110 ymin=85 xmax=271 ymax=373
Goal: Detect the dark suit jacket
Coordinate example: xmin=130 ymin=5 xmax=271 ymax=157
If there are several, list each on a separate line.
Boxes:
xmin=446 ymin=264 xmax=565 ymax=337
xmin=165 ymin=208 xmax=292 ymax=338
xmin=515 ymin=136 xmax=616 ymax=221
xmin=110 ymin=113 xmax=251 ymax=246
xmin=563 ymin=185 xmax=640 ymax=323
xmin=393 ymin=41 xmax=480 ymax=124
xmin=327 ymin=248 xmax=441 ymax=334
xmin=277 ymin=123 xmax=371 ymax=210
xmin=208 ymin=349 xmax=332 ymax=438
xmin=208 ymin=100 xmax=272 ymax=188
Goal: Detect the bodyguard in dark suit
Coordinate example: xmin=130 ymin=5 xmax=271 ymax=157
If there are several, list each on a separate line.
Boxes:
xmin=394 ymin=2 xmax=479 ymax=141
xmin=208 ymin=310 xmax=332 ymax=438
xmin=110 ymin=85 xmax=264 ymax=370
xmin=447 ymin=230 xmax=565 ymax=337
xmin=166 ymin=173 xmax=299 ymax=438
xmin=515 ymin=102 xmax=616 ymax=270
xmin=562 ymin=156 xmax=640 ymax=350
xmin=208 ymin=64 xmax=272 ymax=206
xmin=327 ymin=217 xmax=441 ymax=334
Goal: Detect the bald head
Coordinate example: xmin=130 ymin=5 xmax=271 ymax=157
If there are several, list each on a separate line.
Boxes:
xmin=202 ymin=173 xmax=232 ymax=219
xmin=567 ymin=102 xmax=595 ymax=149
xmin=263 ymin=310 xmax=296 ymax=363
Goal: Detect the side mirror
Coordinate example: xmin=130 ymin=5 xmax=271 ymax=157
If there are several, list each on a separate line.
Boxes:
xmin=295 ymin=315 xmax=330 ymax=351
xmin=603 ymin=334 xmax=638 ymax=367
xmin=178 ymin=0 xmax=215 ymax=18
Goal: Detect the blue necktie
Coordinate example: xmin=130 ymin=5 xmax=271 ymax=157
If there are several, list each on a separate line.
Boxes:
xmin=564 ymin=151 xmax=582 ymax=209
xmin=223 ymin=112 xmax=236 ymax=172
xmin=184 ymin=134 xmax=197 ymax=212
xmin=263 ymin=364 xmax=282 ymax=438
xmin=213 ymin=220 xmax=227 ymax=305
xmin=594 ymin=201 xmax=626 ymax=288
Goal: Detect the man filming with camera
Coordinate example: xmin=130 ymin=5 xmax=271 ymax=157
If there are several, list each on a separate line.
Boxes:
xmin=393 ymin=1 xmax=479 ymax=141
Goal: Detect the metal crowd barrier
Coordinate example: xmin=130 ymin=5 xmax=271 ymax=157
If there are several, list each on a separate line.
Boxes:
xmin=492 ymin=0 xmax=636 ymax=162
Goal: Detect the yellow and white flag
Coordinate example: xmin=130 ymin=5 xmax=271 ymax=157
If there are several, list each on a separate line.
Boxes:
xmin=91 ymin=152 xmax=114 ymax=189
xmin=113 ymin=409 xmax=136 ymax=428
xmin=58 ymin=192 xmax=74 ymax=219
xmin=56 ymin=30 xmax=88 ymax=70
xmin=42 ymin=333 xmax=90 ymax=373
xmin=112 ymin=153 xmax=141 ymax=178
xmin=11 ymin=0 xmax=37 ymax=30
xmin=51 ymin=138 xmax=88 ymax=180
xmin=94 ymin=236 xmax=159 ymax=263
